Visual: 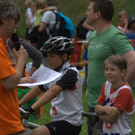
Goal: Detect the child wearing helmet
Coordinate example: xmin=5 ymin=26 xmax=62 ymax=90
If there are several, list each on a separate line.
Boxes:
xmin=19 ymin=36 xmax=84 ymax=135
xmin=125 ymin=15 xmax=135 ymax=45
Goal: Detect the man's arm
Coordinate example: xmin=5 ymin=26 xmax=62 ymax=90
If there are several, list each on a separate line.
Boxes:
xmin=122 ymin=50 xmax=135 ymax=86
xmin=38 ymin=22 xmax=47 ymax=33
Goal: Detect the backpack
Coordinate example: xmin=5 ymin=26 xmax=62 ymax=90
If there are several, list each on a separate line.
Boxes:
xmin=76 ymin=17 xmax=89 ymax=39
xmin=50 ymin=10 xmax=75 ymax=38
xmin=29 ymin=25 xmax=49 ymax=50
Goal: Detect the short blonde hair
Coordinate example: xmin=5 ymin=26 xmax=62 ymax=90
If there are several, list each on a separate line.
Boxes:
xmin=25 ymin=0 xmax=33 ymax=7
xmin=118 ymin=10 xmax=127 ymax=18
xmin=36 ymin=0 xmax=44 ymax=10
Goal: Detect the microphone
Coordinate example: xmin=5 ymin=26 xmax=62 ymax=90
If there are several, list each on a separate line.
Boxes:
xmin=11 ymin=33 xmax=20 ymax=51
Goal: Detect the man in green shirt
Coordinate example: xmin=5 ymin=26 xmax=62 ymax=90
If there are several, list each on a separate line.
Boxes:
xmin=85 ymin=0 xmax=135 ymax=134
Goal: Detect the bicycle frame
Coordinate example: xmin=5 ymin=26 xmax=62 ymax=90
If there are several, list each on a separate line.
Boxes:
xmin=20 ymin=107 xmax=102 ymax=135
xmin=20 ymin=107 xmax=40 ymax=133
xmin=82 ymin=112 xmax=102 ymax=135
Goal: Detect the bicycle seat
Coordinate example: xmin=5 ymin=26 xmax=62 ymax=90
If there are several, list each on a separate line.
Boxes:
xmin=82 ymin=112 xmax=99 ymax=120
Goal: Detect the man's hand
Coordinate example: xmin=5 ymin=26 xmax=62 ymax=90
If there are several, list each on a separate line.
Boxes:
xmin=13 ymin=45 xmax=28 ymax=64
xmin=19 ymin=76 xmax=36 ymax=84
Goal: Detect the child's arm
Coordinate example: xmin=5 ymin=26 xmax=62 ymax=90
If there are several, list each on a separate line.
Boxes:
xmin=31 ymin=85 xmax=63 ymax=110
xmin=40 ymin=7 xmax=57 ymax=14
xmin=122 ymin=20 xmax=129 ymax=34
xmin=95 ymin=104 xmax=121 ymax=123
xmin=99 ymin=113 xmax=118 ymax=123
xmin=84 ymin=60 xmax=89 ymax=65
xmin=82 ymin=20 xmax=95 ymax=31
xmin=19 ymin=85 xmax=42 ymax=106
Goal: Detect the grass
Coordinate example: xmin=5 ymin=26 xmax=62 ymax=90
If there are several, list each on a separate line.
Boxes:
xmin=33 ymin=84 xmax=135 ymax=134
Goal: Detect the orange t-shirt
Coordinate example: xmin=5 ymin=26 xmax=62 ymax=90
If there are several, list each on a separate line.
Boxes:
xmin=0 ymin=38 xmax=24 ymax=135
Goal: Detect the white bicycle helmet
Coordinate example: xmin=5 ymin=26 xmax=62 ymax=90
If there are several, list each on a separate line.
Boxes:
xmin=40 ymin=36 xmax=75 ymax=55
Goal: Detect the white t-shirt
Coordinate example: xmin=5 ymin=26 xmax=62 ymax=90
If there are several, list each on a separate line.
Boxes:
xmin=27 ymin=7 xmax=32 ymax=16
xmin=42 ymin=9 xmax=56 ymax=37
xmin=26 ymin=8 xmax=32 ymax=25
xmin=28 ymin=14 xmax=36 ymax=34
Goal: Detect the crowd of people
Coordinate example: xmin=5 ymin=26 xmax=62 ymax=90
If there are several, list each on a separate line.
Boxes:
xmin=0 ymin=0 xmax=135 ymax=135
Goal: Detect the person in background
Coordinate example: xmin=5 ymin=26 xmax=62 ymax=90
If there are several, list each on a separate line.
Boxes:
xmin=0 ymin=0 xmax=30 ymax=134
xmin=6 ymin=37 xmax=43 ymax=76
xmin=6 ymin=35 xmax=43 ymax=123
xmin=95 ymin=55 xmax=135 ymax=134
xmin=117 ymin=10 xmax=129 ymax=34
xmin=34 ymin=0 xmax=57 ymax=27
xmin=7 ymin=46 xmax=41 ymax=123
xmin=70 ymin=17 xmax=94 ymax=71
xmin=24 ymin=0 xmax=33 ymax=42
xmin=82 ymin=19 xmax=95 ymax=38
xmin=126 ymin=15 xmax=135 ymax=50
xmin=83 ymin=40 xmax=89 ymax=87
xmin=85 ymin=0 xmax=135 ymax=134
xmin=28 ymin=0 xmax=57 ymax=48
xmin=26 ymin=3 xmax=36 ymax=45
xmin=19 ymin=37 xmax=84 ymax=135
xmin=70 ymin=32 xmax=85 ymax=70
xmin=37 ymin=0 xmax=56 ymax=67
xmin=38 ymin=0 xmax=55 ymax=38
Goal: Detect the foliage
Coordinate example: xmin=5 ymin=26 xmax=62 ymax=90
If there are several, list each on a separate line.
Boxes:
xmin=14 ymin=0 xmax=135 ymax=39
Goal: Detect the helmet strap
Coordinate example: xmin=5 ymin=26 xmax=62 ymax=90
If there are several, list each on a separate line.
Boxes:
xmin=54 ymin=53 xmax=65 ymax=72
xmin=54 ymin=53 xmax=69 ymax=72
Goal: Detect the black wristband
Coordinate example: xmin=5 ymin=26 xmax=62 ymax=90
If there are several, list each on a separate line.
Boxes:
xmin=22 ymin=105 xmax=34 ymax=113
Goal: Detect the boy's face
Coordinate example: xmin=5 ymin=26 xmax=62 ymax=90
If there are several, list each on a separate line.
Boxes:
xmin=104 ymin=62 xmax=125 ymax=87
xmin=46 ymin=52 xmax=63 ymax=69
xmin=119 ymin=15 xmax=128 ymax=25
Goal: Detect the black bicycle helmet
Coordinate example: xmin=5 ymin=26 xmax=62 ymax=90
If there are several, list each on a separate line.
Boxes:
xmin=128 ymin=15 xmax=135 ymax=29
xmin=40 ymin=36 xmax=75 ymax=55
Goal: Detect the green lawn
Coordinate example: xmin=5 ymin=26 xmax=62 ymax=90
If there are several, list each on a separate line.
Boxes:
xmin=34 ymin=85 xmax=135 ymax=134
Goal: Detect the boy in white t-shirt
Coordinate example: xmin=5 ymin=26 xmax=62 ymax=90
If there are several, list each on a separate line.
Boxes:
xmin=19 ymin=37 xmax=84 ymax=135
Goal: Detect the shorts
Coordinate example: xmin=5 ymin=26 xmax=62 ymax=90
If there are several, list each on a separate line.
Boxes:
xmin=9 ymin=129 xmax=30 ymax=135
xmin=45 ymin=120 xmax=82 ymax=135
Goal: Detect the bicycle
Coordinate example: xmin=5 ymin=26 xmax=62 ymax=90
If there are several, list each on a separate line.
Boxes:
xmin=82 ymin=112 xmax=102 ymax=135
xmin=20 ymin=107 xmax=40 ymax=133
xmin=20 ymin=107 xmax=102 ymax=135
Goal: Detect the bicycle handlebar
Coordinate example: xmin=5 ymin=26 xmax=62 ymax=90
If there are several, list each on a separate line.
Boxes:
xmin=19 ymin=107 xmax=30 ymax=116
xmin=82 ymin=112 xmax=99 ymax=120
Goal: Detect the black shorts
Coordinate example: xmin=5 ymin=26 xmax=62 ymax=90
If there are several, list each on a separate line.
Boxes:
xmin=45 ymin=120 xmax=82 ymax=135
